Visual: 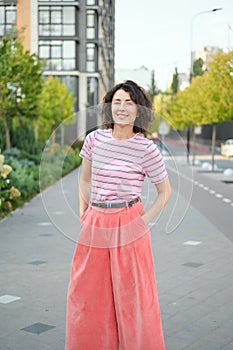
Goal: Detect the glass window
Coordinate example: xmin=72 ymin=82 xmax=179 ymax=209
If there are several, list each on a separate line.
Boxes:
xmin=0 ymin=8 xmax=4 ymax=23
xmin=6 ymin=10 xmax=15 ymax=23
xmin=40 ymin=0 xmax=76 ymax=2
xmin=39 ymin=25 xmax=50 ymax=36
xmin=58 ymin=75 xmax=78 ymax=111
xmin=63 ymin=59 xmax=75 ymax=70
xmin=51 ymin=24 xmax=62 ymax=36
xmin=63 ymin=7 xmax=75 ymax=23
xmin=86 ymin=61 xmax=95 ymax=72
xmin=51 ymin=45 xmax=62 ymax=58
xmin=63 ymin=40 xmax=75 ymax=58
xmin=86 ymin=43 xmax=96 ymax=72
xmin=0 ymin=5 xmax=16 ymax=37
xmin=87 ymin=77 xmax=98 ymax=106
xmin=39 ymin=5 xmax=77 ymax=37
xmin=51 ymin=11 xmax=61 ymax=24
xmin=39 ymin=45 xmax=50 ymax=58
xmin=86 ymin=27 xmax=95 ymax=39
xmin=39 ymin=11 xmax=49 ymax=24
xmin=0 ymin=25 xmax=4 ymax=36
xmin=87 ymin=12 xmax=94 ymax=27
xmin=86 ymin=0 xmax=97 ymax=5
xmin=51 ymin=59 xmax=62 ymax=70
xmin=86 ymin=9 xmax=97 ymax=39
xmin=63 ymin=25 xmax=75 ymax=36
xmin=39 ymin=40 xmax=77 ymax=71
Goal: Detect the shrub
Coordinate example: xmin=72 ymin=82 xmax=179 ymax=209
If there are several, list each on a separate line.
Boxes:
xmin=0 ymin=154 xmax=22 ymax=217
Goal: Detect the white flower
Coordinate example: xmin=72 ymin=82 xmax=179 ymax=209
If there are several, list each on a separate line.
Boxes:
xmin=1 ymin=164 xmax=12 ymax=179
xmin=0 ymin=154 xmax=4 ymax=171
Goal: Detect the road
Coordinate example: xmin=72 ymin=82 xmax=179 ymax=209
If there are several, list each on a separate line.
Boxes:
xmin=163 ymin=139 xmax=233 ymax=241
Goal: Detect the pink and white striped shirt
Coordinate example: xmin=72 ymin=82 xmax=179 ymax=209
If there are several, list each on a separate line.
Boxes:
xmin=80 ymin=128 xmax=168 ymax=203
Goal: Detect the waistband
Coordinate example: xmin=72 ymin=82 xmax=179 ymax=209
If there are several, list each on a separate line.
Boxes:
xmin=90 ymin=197 xmax=140 ymax=209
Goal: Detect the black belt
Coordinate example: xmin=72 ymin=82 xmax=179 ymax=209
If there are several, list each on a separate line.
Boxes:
xmin=91 ymin=197 xmax=140 ymax=208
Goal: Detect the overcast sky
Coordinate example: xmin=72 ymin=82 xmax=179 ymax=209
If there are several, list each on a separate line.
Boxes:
xmin=115 ymin=0 xmax=233 ymax=90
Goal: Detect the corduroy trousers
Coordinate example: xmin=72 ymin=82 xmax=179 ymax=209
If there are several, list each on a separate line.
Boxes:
xmin=66 ymin=201 xmax=165 ymax=350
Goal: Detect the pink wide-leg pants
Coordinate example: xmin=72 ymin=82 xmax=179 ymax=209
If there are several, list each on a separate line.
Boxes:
xmin=66 ymin=202 xmax=165 ymax=350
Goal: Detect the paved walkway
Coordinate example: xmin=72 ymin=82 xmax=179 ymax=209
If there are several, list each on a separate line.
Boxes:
xmin=1 ymin=162 xmax=233 ymax=350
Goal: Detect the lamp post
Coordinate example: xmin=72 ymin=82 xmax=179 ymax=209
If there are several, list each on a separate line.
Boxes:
xmin=187 ymin=7 xmax=223 ymax=164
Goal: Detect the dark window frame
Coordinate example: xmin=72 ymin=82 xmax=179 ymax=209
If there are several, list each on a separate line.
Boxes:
xmin=38 ymin=5 xmax=77 ymax=37
xmin=39 ymin=39 xmax=78 ymax=71
xmin=0 ymin=4 xmax=16 ymax=37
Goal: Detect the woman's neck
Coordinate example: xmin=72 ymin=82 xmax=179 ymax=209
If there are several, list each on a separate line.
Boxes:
xmin=112 ymin=124 xmax=135 ymax=140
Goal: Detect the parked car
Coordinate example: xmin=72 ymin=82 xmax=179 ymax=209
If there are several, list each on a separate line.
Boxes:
xmin=221 ymin=139 xmax=233 ymax=157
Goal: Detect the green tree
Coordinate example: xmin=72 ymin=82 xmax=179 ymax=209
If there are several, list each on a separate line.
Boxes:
xmin=193 ymin=57 xmax=204 ymax=77
xmin=148 ymin=70 xmax=159 ymax=102
xmin=37 ymin=76 xmax=76 ymax=145
xmin=171 ymin=67 xmax=179 ymax=94
xmin=0 ymin=32 xmax=43 ymax=150
xmin=169 ymin=50 xmax=233 ymax=169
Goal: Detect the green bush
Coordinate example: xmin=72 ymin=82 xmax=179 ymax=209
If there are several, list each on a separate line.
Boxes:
xmin=1 ymin=144 xmax=82 ymax=218
xmin=39 ymin=145 xmax=82 ymax=189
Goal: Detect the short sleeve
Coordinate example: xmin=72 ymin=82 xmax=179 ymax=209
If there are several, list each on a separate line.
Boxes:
xmin=79 ymin=130 xmax=96 ymax=162
xmin=142 ymin=141 xmax=168 ymax=184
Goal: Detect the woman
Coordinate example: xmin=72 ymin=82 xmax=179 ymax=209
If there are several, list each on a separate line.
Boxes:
xmin=66 ymin=80 xmax=171 ymax=350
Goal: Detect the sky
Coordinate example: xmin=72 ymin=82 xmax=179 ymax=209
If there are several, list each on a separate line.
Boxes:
xmin=115 ymin=0 xmax=233 ymax=90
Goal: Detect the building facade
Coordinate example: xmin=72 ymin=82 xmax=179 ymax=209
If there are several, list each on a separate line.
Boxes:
xmin=0 ymin=0 xmax=115 ymax=139
xmin=191 ymin=46 xmax=222 ymax=71
xmin=115 ymin=66 xmax=152 ymax=91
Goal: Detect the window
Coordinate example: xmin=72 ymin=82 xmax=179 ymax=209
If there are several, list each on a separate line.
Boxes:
xmin=39 ymin=6 xmax=76 ymax=37
xmin=39 ymin=40 xmax=77 ymax=70
xmin=86 ymin=9 xmax=97 ymax=39
xmin=86 ymin=77 xmax=98 ymax=130
xmin=86 ymin=0 xmax=98 ymax=5
xmin=87 ymin=77 xmax=98 ymax=106
xmin=86 ymin=43 xmax=97 ymax=72
xmin=0 ymin=5 xmax=16 ymax=37
xmin=58 ymin=75 xmax=78 ymax=111
xmin=39 ymin=0 xmax=76 ymax=2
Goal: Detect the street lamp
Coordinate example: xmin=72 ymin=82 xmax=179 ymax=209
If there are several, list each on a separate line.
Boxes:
xmin=186 ymin=7 xmax=223 ymax=163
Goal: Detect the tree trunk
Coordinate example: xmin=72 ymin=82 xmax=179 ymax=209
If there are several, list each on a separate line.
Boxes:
xmin=192 ymin=129 xmax=196 ymax=165
xmin=5 ymin=122 xmax=11 ymax=150
xmin=34 ymin=121 xmax=38 ymax=140
xmin=186 ymin=126 xmax=191 ymax=164
xmin=211 ymin=123 xmax=217 ymax=172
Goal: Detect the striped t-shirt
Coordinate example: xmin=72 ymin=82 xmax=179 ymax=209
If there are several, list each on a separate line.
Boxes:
xmin=80 ymin=128 xmax=168 ymax=203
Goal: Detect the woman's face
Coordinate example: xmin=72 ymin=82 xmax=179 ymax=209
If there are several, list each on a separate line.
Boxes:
xmin=111 ymin=89 xmax=138 ymax=127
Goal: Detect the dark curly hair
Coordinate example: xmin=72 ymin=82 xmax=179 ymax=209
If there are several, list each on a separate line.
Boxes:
xmin=101 ymin=80 xmax=153 ymax=134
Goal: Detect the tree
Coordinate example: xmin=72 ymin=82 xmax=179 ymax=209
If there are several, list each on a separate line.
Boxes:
xmin=171 ymin=67 xmax=179 ymax=94
xmin=0 ymin=32 xmax=43 ymax=150
xmin=168 ymin=50 xmax=233 ymax=170
xmin=37 ymin=76 xmax=76 ymax=145
xmin=147 ymin=70 xmax=159 ymax=102
xmin=193 ymin=57 xmax=204 ymax=77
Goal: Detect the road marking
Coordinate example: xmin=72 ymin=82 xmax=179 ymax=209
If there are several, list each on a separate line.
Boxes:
xmin=183 ymin=240 xmax=202 ymax=246
xmin=0 ymin=295 xmax=21 ymax=304
xmin=167 ymin=164 xmax=232 ymax=208
xmin=222 ymin=198 xmax=231 ymax=203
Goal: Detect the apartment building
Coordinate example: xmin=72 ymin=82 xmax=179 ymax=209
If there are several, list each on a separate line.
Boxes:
xmin=0 ymin=0 xmax=115 ymax=138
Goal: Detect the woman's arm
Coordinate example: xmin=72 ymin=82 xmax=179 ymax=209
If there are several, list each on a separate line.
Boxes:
xmin=141 ymin=177 xmax=172 ymax=225
xmin=78 ymin=158 xmax=92 ymax=218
